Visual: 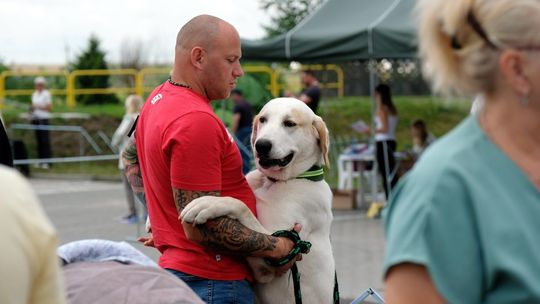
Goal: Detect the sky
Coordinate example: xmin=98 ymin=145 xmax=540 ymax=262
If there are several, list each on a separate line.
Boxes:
xmin=0 ymin=0 xmax=272 ymax=65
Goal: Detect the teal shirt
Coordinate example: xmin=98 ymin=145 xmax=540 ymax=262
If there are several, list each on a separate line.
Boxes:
xmin=383 ymin=116 xmax=540 ymax=303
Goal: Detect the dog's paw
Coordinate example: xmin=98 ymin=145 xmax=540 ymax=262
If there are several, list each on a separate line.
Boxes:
xmin=180 ymin=198 xmax=213 ymax=224
xmin=181 ymin=196 xmax=238 ymax=225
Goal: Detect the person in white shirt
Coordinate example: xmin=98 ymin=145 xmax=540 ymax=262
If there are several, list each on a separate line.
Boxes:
xmin=373 ymin=83 xmax=399 ymax=200
xmin=31 ymin=76 xmax=52 ymax=169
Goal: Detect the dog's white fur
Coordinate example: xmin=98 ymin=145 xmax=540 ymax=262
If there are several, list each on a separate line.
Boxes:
xmin=181 ymin=98 xmax=335 ymax=303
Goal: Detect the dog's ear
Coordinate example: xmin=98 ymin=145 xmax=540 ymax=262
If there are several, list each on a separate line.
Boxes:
xmin=313 ymin=116 xmax=330 ymax=167
xmin=251 ymin=114 xmax=259 ymax=150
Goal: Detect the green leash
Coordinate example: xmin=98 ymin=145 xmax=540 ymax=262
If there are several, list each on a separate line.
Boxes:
xmin=264 ymin=229 xmax=340 ymax=304
xmin=264 ymin=230 xmax=311 ymax=267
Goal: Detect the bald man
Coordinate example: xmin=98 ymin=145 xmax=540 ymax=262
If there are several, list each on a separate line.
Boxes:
xmin=122 ymin=15 xmax=298 ymax=303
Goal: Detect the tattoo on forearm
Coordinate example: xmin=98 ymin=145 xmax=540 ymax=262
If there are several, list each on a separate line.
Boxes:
xmin=122 ymin=137 xmax=138 ymax=165
xmin=172 ymin=189 xmax=220 ymax=214
xmin=198 ymin=216 xmax=278 ymax=255
xmin=173 ymin=189 xmax=277 ymax=255
xmin=121 ymin=136 xmax=145 ymax=203
xmin=125 ymin=163 xmax=144 ymax=192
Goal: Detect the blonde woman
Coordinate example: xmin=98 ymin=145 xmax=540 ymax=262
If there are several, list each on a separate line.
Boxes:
xmin=384 ymin=0 xmax=540 ymax=303
xmin=112 ymin=94 xmax=143 ymax=224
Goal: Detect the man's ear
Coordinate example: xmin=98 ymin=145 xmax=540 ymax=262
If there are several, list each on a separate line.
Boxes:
xmin=190 ymin=47 xmax=205 ymax=70
xmin=499 ymin=50 xmax=531 ymax=96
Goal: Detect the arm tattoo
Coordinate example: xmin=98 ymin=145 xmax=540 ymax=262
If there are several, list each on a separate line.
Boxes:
xmin=198 ymin=216 xmax=278 ymax=255
xmin=174 ymin=188 xmax=278 ymax=255
xmin=121 ymin=136 xmax=145 ymax=202
xmin=122 ymin=136 xmax=138 ymax=166
xmin=172 ymin=189 xmax=220 ymax=214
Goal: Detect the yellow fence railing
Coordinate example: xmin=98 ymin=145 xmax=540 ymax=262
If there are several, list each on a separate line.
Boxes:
xmin=0 ymin=65 xmax=344 ymax=109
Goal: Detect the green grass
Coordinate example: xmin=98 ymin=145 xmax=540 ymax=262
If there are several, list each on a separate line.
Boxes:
xmin=53 ymin=103 xmax=126 ymax=119
xmin=1 ymin=99 xmax=127 ymax=123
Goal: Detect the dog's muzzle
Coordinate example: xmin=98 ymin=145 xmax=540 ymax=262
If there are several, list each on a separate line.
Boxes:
xmin=258 ymin=152 xmax=294 ymax=169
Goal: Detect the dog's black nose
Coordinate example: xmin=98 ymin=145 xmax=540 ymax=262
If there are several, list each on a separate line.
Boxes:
xmin=255 ymin=139 xmax=272 ymax=156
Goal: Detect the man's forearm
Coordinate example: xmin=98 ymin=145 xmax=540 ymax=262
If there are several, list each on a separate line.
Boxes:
xmin=122 ymin=136 xmax=145 ymax=197
xmin=174 ymin=189 xmax=287 ymax=258
xmin=122 ymin=136 xmax=138 ymax=166
xmin=197 ymin=216 xmax=282 ymax=258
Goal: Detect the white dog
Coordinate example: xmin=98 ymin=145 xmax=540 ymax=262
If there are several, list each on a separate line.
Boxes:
xmin=181 ymin=98 xmax=337 ymax=304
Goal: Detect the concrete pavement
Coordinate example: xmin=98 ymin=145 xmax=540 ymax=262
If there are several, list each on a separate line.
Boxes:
xmin=31 ymin=177 xmax=386 ymax=303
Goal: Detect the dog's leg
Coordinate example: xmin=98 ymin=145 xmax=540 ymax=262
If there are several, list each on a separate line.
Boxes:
xmin=246 ymin=170 xmax=266 ymax=191
xmin=180 ymin=196 xmax=268 ymax=234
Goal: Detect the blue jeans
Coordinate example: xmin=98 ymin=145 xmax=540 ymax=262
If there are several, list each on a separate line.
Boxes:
xmin=166 ymin=269 xmax=255 ymax=304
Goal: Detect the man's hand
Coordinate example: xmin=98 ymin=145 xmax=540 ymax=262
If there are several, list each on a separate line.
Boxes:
xmin=137 ymin=236 xmax=155 ymax=247
xmin=273 ymin=223 xmax=308 ymax=276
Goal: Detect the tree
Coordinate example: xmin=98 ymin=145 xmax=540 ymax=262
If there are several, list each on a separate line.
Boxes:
xmin=119 ymin=38 xmax=147 ymax=71
xmin=118 ymin=38 xmax=148 ymax=87
xmin=71 ymin=35 xmax=119 ymax=105
xmin=260 ymin=0 xmax=322 ymax=38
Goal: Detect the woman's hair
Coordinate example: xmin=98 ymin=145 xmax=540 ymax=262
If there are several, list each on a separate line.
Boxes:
xmin=125 ymin=95 xmax=143 ymax=115
xmin=416 ymin=0 xmax=540 ymax=94
xmin=412 ymin=119 xmax=428 ymax=144
xmin=375 ymin=83 xmax=397 ymax=115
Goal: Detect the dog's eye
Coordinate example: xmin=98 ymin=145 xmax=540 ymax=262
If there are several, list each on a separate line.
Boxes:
xmin=259 ymin=116 xmax=267 ymax=123
xmin=283 ymin=120 xmax=296 ymax=128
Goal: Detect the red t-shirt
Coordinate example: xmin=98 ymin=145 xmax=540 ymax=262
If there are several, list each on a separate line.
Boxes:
xmin=136 ymin=81 xmax=257 ymax=281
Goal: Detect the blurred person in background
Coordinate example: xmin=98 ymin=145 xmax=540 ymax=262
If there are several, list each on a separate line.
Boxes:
xmin=0 ymin=165 xmax=65 ymax=304
xmin=229 ymin=88 xmax=253 ymax=174
xmin=410 ymin=119 xmax=436 ymax=160
xmin=373 ymin=83 xmax=399 ymax=200
xmin=286 ymin=69 xmax=321 ymax=114
xmin=112 ymin=94 xmax=144 ymax=224
xmin=299 ymin=69 xmax=322 ymax=114
xmin=384 ymin=0 xmax=540 ymax=303
xmin=31 ymin=76 xmax=52 ymax=169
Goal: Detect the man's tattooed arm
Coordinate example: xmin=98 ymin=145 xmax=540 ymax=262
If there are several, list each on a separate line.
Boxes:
xmin=173 ymin=188 xmax=289 ymax=258
xmin=121 ymin=136 xmax=145 ymax=204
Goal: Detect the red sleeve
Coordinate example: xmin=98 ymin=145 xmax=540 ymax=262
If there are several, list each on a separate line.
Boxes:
xmin=163 ymin=112 xmax=225 ymax=191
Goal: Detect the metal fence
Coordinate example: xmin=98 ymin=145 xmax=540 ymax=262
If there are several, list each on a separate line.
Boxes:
xmin=0 ymin=65 xmax=344 ymax=109
xmin=9 ymin=123 xmax=118 ymax=166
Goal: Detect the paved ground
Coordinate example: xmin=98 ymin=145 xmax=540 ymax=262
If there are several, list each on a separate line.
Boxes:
xmin=32 ymin=177 xmax=386 ymax=303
